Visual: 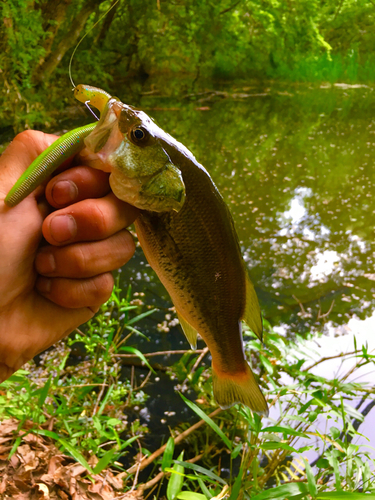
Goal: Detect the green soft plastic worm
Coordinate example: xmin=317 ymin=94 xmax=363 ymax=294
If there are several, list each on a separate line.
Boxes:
xmin=5 ymin=85 xmax=111 ymax=207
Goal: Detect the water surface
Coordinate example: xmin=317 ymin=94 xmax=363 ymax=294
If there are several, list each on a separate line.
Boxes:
xmin=120 ymin=83 xmax=375 ymax=335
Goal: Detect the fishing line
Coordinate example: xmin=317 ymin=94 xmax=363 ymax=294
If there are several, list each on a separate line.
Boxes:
xmin=68 ymin=0 xmax=121 ymax=89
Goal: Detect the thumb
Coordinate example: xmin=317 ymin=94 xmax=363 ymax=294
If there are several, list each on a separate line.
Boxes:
xmin=0 ymin=130 xmax=58 ymax=201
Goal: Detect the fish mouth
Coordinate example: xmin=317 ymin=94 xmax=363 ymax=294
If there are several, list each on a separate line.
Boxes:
xmin=79 ymin=99 xmax=125 ymax=171
xmin=80 ymin=99 xmax=186 ymax=213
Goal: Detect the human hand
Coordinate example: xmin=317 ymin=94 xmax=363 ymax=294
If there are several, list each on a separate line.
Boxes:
xmin=0 ymin=130 xmax=139 ymax=382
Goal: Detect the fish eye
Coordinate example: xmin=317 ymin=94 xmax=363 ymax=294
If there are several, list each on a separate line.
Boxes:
xmin=131 ymin=126 xmax=149 ymax=143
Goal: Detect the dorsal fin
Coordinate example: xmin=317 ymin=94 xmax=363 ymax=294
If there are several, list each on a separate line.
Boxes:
xmin=176 ymin=310 xmax=198 ymax=350
xmin=243 ymin=272 xmax=263 ymax=341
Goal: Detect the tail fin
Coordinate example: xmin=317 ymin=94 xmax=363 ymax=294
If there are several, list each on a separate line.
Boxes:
xmin=212 ymin=362 xmax=268 ymax=416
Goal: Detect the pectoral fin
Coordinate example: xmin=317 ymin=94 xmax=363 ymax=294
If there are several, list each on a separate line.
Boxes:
xmin=176 ymin=310 xmax=198 ymax=350
xmin=243 ymin=273 xmax=263 ymax=341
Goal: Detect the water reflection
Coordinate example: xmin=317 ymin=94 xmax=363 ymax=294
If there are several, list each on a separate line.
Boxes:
xmin=120 ymin=84 xmax=375 ymax=335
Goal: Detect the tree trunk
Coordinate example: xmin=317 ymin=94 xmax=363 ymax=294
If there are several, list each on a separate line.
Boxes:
xmin=94 ymin=0 xmax=119 ymax=45
xmin=39 ymin=0 xmax=73 ymax=55
xmin=33 ymin=0 xmax=106 ymax=84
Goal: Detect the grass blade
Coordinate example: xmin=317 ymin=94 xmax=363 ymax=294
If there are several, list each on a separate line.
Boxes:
xmin=177 ymin=493 xmax=207 ymax=500
xmin=250 ymin=482 xmax=309 ymax=500
xmin=36 ymin=429 xmax=94 ymax=474
xmin=179 ymin=393 xmax=232 ymax=450
xmin=167 ymin=451 xmax=185 ymax=500
xmin=303 ymin=458 xmax=317 ymax=498
xmin=173 ymin=461 xmax=226 ymax=486
xmin=126 ymin=308 xmax=158 ymax=326
xmin=318 ymin=494 xmax=375 ymax=499
xmin=93 ymin=447 xmax=117 ymax=474
xmin=162 ymin=436 xmax=175 ymax=472
xmin=228 ymin=467 xmax=243 ymax=500
xmin=118 ymin=346 xmax=156 ymax=373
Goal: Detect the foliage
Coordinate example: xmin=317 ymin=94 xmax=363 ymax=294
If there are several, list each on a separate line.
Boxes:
xmin=0 ymin=282 xmax=155 ymax=468
xmin=2 ymin=0 xmax=375 ymax=130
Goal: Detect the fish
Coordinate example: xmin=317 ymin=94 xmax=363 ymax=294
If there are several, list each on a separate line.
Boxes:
xmin=80 ymin=95 xmax=268 ymax=414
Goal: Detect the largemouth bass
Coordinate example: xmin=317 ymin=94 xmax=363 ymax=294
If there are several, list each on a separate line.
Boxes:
xmin=80 ymin=94 xmax=268 ymax=414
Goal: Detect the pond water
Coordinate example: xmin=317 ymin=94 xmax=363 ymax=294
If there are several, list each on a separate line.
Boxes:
xmin=120 ymin=82 xmax=375 ymax=335
xmin=112 ymin=82 xmax=375 ymax=455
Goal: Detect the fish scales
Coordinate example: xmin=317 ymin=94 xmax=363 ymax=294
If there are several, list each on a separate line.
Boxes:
xmin=135 ymin=145 xmax=247 ymax=368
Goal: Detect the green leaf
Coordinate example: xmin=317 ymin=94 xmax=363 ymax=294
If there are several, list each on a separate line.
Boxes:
xmin=97 ymin=384 xmax=114 ymax=416
xmin=126 ymin=308 xmax=158 ymax=326
xmin=330 ymin=427 xmax=340 ymax=440
xmin=327 ymin=454 xmax=343 ymax=491
xmin=261 ymin=425 xmax=308 ymax=438
xmin=197 ymin=477 xmax=213 ymax=499
xmin=259 ymin=354 xmax=274 ymax=375
xmin=35 ymin=429 xmax=94 ymax=474
xmin=93 ymin=448 xmax=117 ymax=474
xmin=231 ymin=443 xmax=243 ymax=459
xmin=107 ymin=418 xmax=122 ymax=427
xmin=260 ymin=441 xmax=298 ymax=453
xmin=308 ymin=410 xmax=318 ymax=423
xmin=177 ymin=493 xmax=207 ymax=500
xmin=8 ymin=435 xmax=22 ymax=459
xmin=316 ymin=458 xmax=329 ymax=469
xmin=250 ymin=483 xmax=309 ymax=500
xmin=119 ymin=435 xmax=139 ymax=450
xmin=318 ymin=494 xmax=375 ymax=499
xmin=38 ymin=376 xmax=52 ymax=407
xmin=167 ymin=451 xmax=185 ymax=500
xmin=173 ymin=461 xmax=226 ymax=485
xmin=303 ymin=458 xmax=317 ymax=498
xmin=229 ymin=467 xmax=243 ymax=500
xmin=179 ymin=393 xmax=232 ymax=450
xmin=162 ymin=437 xmax=175 ymax=472
xmin=118 ymin=346 xmax=155 ymax=373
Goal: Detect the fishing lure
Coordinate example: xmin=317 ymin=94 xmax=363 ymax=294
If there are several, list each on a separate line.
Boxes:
xmin=5 ymin=85 xmax=110 ymax=207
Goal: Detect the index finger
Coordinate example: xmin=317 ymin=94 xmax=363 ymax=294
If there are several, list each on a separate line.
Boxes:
xmin=45 ymin=166 xmax=111 ymax=208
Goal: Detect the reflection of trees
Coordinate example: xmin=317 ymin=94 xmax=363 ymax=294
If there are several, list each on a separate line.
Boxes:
xmin=137 ymin=87 xmax=375 ymax=334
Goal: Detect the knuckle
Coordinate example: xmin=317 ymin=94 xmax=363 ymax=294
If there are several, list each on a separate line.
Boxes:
xmin=89 ymin=203 xmax=108 ymax=236
xmin=87 ymin=273 xmax=114 ymax=304
xmin=72 ymin=246 xmax=88 ymax=275
xmin=13 ymin=130 xmax=35 ymax=143
xmin=115 ymin=231 xmax=136 ymax=265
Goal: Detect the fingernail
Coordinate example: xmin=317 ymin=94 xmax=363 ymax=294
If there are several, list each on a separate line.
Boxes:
xmin=35 ymin=250 xmax=56 ymax=274
xmin=51 ymin=180 xmax=78 ymax=205
xmin=37 ymin=277 xmax=51 ymax=293
xmin=50 ymin=214 xmax=77 ymax=242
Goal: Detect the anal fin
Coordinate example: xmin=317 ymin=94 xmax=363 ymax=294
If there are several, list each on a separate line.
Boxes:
xmin=176 ymin=310 xmax=198 ymax=350
xmin=243 ymin=272 xmax=263 ymax=341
